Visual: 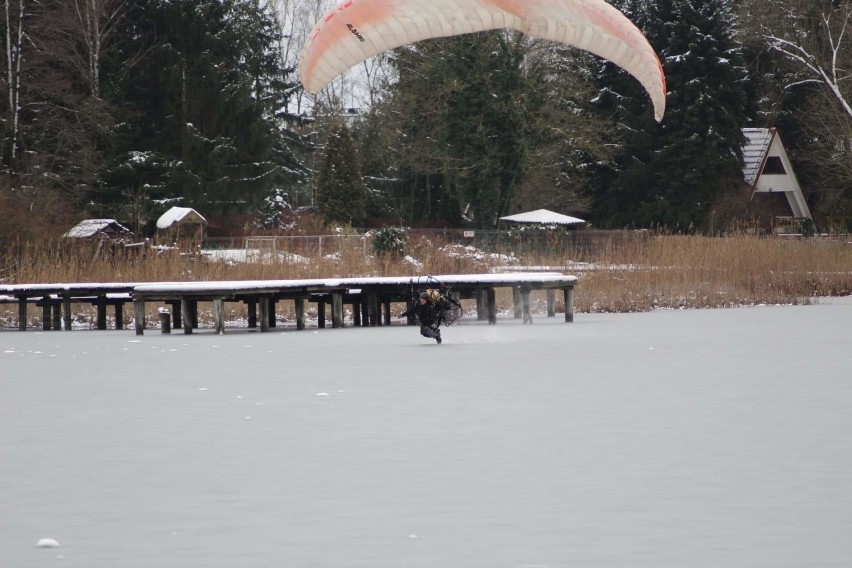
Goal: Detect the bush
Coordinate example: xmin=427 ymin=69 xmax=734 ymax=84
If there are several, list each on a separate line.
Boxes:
xmin=371 ymin=226 xmax=408 ymax=258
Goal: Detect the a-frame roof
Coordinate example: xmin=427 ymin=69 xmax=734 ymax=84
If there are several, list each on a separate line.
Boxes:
xmin=742 ymin=127 xmax=775 ymax=186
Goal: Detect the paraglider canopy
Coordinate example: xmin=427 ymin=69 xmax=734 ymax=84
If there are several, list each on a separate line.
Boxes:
xmin=299 ymin=0 xmax=666 ymax=121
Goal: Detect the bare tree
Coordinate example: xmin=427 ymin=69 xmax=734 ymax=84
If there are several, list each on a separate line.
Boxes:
xmin=65 ymin=0 xmax=126 ymax=98
xmin=3 ymin=0 xmax=26 ymax=166
xmin=738 ymin=0 xmax=852 ymax=217
xmin=763 ymin=0 xmax=852 ymax=119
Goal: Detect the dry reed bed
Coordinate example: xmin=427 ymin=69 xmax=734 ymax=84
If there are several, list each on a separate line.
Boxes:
xmin=1 ymin=235 xmax=850 ymax=328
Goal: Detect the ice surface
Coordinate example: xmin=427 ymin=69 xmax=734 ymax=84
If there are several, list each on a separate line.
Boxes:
xmin=1 ymin=299 xmax=851 ymax=567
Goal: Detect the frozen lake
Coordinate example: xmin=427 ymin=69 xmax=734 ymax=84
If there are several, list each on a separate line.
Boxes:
xmin=2 ymin=299 xmax=851 ymax=567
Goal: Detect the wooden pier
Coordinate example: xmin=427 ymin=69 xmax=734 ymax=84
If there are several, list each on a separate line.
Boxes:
xmin=1 ymin=273 xmax=576 ymax=334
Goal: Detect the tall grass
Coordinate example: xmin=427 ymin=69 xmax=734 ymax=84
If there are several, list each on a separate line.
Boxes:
xmin=1 ymin=233 xmax=850 ymax=324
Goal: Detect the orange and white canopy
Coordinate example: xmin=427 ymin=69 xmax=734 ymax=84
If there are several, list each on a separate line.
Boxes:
xmin=299 ymin=0 xmax=666 ymax=121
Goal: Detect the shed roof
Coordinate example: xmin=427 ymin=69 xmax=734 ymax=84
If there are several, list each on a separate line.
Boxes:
xmin=63 ymin=219 xmax=132 ymax=239
xmin=156 ymin=207 xmax=206 ymax=230
xmin=499 ymin=209 xmax=586 ymax=226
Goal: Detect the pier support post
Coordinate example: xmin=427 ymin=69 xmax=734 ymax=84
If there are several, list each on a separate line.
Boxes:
xmin=259 ymin=297 xmax=270 ymax=332
xmin=512 ymin=286 xmax=522 ymax=319
xmin=134 ymin=299 xmax=145 ymax=335
xmin=168 ymin=301 xmax=181 ymax=329
xmin=246 ymin=300 xmax=257 ymax=328
xmin=520 ymin=286 xmax=532 ymax=324
xmin=317 ymin=299 xmax=326 ymax=329
xmin=63 ymin=297 xmax=72 ymax=330
xmin=41 ymin=302 xmax=51 ymax=331
xmin=564 ymin=288 xmax=574 ymax=323
xmin=476 ymin=289 xmax=488 ymax=320
xmin=546 ymin=289 xmax=556 ymax=317
xmin=52 ymin=301 xmax=61 ymax=330
xmin=17 ymin=297 xmax=27 ymax=331
xmin=97 ymin=296 xmax=107 ymax=330
xmin=160 ymin=310 xmax=172 ymax=334
xmin=115 ymin=304 xmax=124 ymax=330
xmin=382 ymin=301 xmax=391 ymax=326
xmin=331 ymin=293 xmax=343 ymax=328
xmin=353 ymin=302 xmax=362 ymax=327
xmin=486 ymin=288 xmax=497 ymax=325
xmin=212 ymin=299 xmax=225 ymax=334
xmin=295 ymin=298 xmax=306 ymax=330
xmin=367 ymin=293 xmax=379 ymax=327
xmin=268 ymin=300 xmax=277 ymax=328
xmin=182 ymin=299 xmax=193 ymax=334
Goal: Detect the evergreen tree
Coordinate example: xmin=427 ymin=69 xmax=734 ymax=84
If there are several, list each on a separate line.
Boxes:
xmin=315 ymin=121 xmax=366 ymax=226
xmin=592 ymin=0 xmax=751 ymax=229
xmin=98 ymin=0 xmax=304 ymax=228
xmin=382 ymin=31 xmax=543 ymax=228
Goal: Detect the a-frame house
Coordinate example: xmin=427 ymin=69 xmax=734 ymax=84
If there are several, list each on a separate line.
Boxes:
xmin=742 ymin=128 xmax=812 ymax=220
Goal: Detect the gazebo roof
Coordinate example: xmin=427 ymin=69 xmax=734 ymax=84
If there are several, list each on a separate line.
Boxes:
xmin=499 ymin=209 xmax=585 ymax=226
xmin=156 ymin=207 xmax=207 ymax=230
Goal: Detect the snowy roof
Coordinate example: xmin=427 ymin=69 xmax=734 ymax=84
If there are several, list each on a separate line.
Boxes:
xmin=499 ymin=209 xmax=585 ymax=226
xmin=63 ymin=219 xmax=132 ymax=239
xmin=156 ymin=207 xmax=206 ymax=230
xmin=742 ymin=128 xmax=775 ymax=186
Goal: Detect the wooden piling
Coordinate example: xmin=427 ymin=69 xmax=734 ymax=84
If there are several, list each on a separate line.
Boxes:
xmin=331 ymin=293 xmax=343 ymax=328
xmin=317 ymin=299 xmax=326 ymax=328
xmin=546 ymin=289 xmax=556 ymax=317
xmin=97 ymin=296 xmax=107 ymax=330
xmin=382 ymin=301 xmax=391 ymax=326
xmin=134 ymin=299 xmax=145 ymax=335
xmin=512 ymin=286 xmax=522 ymax=319
xmin=295 ymin=298 xmax=306 ymax=330
xmin=212 ymin=299 xmax=225 ymax=334
xmin=520 ymin=286 xmax=532 ymax=324
xmin=51 ymin=301 xmax=61 ymax=330
xmin=353 ymin=302 xmax=362 ymax=327
xmin=17 ymin=298 xmax=27 ymax=331
xmin=169 ymin=301 xmax=182 ymax=329
xmin=115 ymin=304 xmax=124 ymax=330
xmin=63 ymin=297 xmax=72 ymax=330
xmin=476 ymin=289 xmax=487 ymax=320
xmin=564 ymin=288 xmax=574 ymax=323
xmin=367 ymin=293 xmax=379 ymax=327
xmin=259 ymin=297 xmax=270 ymax=332
xmin=268 ymin=300 xmax=276 ymax=328
xmin=181 ymin=300 xmax=193 ymax=334
xmin=246 ymin=300 xmax=257 ymax=328
xmin=486 ymin=288 xmax=497 ymax=325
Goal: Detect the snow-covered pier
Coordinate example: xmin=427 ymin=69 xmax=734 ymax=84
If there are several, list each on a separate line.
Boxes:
xmin=131 ymin=274 xmax=577 ymax=335
xmin=0 ymin=283 xmax=135 ymax=331
xmin=1 ymin=274 xmax=576 ymax=334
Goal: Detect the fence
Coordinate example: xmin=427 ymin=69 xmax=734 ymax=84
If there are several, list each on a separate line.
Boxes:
xmin=203 ymin=229 xmax=650 ymax=262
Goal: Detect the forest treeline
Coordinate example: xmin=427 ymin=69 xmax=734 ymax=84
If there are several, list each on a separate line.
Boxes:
xmin=1 ymin=0 xmax=850 ymax=241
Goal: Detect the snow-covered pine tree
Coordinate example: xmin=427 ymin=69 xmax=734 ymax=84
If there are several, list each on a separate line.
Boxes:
xmin=592 ymin=0 xmax=751 ymax=230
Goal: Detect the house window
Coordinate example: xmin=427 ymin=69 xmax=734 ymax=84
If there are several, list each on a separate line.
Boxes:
xmin=762 ymin=156 xmax=786 ymax=175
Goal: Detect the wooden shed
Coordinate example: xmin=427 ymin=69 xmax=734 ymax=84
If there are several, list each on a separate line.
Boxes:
xmin=156 ymin=207 xmax=207 ymax=248
xmin=63 ymin=219 xmax=133 ymax=241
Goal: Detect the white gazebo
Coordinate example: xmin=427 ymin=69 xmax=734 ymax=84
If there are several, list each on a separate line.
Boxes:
xmin=156 ymin=206 xmax=207 ymax=247
xmin=499 ymin=209 xmax=586 ymax=226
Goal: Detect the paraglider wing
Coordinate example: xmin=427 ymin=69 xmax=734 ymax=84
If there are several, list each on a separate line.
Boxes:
xmin=298 ymin=0 xmax=666 ymax=121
